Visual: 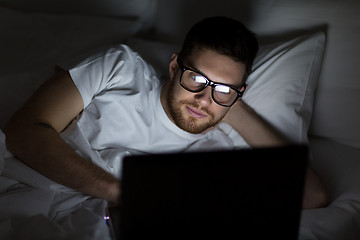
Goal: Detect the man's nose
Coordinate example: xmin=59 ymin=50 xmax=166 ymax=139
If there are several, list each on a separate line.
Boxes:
xmin=194 ymin=86 xmax=212 ymax=106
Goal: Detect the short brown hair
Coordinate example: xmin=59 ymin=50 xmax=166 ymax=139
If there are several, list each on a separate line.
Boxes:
xmin=179 ymin=16 xmax=258 ymax=82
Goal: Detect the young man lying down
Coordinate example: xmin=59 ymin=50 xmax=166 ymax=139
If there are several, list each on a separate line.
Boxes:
xmin=3 ymin=16 xmax=328 ymax=209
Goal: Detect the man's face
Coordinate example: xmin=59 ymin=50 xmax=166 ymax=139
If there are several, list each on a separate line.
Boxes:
xmin=161 ymin=48 xmax=246 ymax=134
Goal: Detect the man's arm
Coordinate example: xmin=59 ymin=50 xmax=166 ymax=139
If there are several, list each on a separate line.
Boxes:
xmin=222 ymin=100 xmax=329 ymax=209
xmin=3 ymin=67 xmax=120 ymax=204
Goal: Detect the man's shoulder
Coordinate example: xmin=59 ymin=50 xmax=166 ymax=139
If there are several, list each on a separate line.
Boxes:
xmin=90 ymin=44 xmax=136 ymax=65
xmin=70 ymin=44 xmax=136 ymax=68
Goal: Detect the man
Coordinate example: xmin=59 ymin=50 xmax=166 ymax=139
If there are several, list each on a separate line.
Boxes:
xmin=3 ymin=16 xmax=328 ymax=209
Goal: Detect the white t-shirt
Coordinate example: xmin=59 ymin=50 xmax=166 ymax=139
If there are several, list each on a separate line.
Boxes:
xmin=61 ymin=44 xmax=248 ymax=179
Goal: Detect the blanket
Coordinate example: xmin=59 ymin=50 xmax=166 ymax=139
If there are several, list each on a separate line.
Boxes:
xmin=0 ymin=130 xmax=112 ymax=239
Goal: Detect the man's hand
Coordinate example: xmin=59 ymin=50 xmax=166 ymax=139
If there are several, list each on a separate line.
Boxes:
xmin=222 ymin=100 xmax=289 ymax=147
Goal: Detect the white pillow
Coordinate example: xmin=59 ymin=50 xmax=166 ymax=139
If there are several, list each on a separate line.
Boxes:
xmin=129 ymin=32 xmax=326 ymax=143
xmin=127 ymin=38 xmax=179 ymax=78
xmin=244 ymin=32 xmax=325 ymax=143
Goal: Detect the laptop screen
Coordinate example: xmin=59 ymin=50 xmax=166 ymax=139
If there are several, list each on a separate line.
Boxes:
xmin=113 ymin=145 xmax=307 ymax=239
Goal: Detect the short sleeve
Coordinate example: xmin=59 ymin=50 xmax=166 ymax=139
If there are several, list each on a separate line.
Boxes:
xmin=68 ymin=44 xmax=140 ymax=108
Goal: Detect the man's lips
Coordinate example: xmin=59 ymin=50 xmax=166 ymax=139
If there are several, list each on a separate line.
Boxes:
xmin=186 ymin=106 xmax=208 ymax=119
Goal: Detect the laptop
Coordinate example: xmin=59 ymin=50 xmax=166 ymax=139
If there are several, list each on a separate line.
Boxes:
xmin=107 ymin=145 xmax=308 ymax=240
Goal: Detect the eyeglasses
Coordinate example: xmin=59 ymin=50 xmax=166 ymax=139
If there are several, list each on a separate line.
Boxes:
xmin=177 ymin=58 xmax=246 ymax=107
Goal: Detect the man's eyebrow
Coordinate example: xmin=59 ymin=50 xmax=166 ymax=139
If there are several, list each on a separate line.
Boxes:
xmin=185 ymin=62 xmax=209 ymax=79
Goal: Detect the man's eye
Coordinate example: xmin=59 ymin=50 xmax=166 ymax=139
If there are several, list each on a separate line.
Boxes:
xmin=193 ymin=75 xmax=207 ymax=84
xmin=215 ymin=85 xmax=231 ymax=94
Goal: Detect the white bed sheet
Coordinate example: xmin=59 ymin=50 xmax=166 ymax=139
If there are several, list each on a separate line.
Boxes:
xmin=300 ymin=137 xmax=360 ymax=240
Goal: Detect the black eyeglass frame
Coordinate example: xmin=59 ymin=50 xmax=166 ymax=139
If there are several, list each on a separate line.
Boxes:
xmin=177 ymin=58 xmax=246 ymax=107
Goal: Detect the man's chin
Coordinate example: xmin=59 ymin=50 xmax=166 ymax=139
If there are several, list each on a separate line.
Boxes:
xmin=169 ymin=102 xmax=219 ymax=134
xmin=177 ymin=117 xmax=216 ymax=134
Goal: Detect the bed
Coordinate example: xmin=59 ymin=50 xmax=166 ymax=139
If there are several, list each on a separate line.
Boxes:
xmin=1 ymin=0 xmax=360 ymax=239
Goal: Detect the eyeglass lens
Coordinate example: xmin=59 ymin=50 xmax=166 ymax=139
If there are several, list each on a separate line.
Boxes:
xmin=181 ymin=69 xmax=239 ymax=107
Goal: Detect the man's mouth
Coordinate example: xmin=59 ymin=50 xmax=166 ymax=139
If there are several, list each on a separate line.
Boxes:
xmin=186 ymin=106 xmax=208 ymax=119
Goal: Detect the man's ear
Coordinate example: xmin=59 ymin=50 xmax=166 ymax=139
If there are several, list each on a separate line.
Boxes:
xmin=169 ymin=53 xmax=179 ymax=81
